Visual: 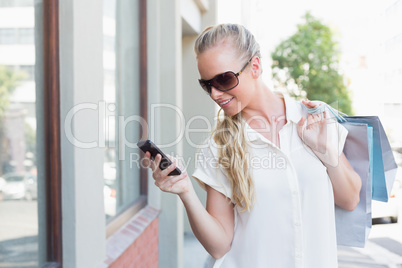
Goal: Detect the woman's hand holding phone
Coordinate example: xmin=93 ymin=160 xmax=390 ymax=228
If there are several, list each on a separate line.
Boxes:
xmin=143 ymin=152 xmax=191 ymax=195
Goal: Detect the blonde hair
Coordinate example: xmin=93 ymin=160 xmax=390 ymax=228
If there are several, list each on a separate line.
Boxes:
xmin=194 ymin=24 xmax=261 ymax=212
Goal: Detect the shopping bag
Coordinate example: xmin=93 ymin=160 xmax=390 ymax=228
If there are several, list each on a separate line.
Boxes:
xmin=301 ymin=101 xmax=399 ymax=247
xmin=302 ymin=102 xmax=398 ymax=201
xmin=343 ymin=116 xmax=398 ymax=202
xmin=334 ymin=123 xmax=373 ymax=247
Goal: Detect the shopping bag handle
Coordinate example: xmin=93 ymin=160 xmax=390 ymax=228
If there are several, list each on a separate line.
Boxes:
xmin=302 ymin=100 xmax=348 ymax=123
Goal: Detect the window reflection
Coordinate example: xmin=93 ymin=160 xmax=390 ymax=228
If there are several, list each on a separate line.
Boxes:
xmin=0 ymin=28 xmax=35 ymax=44
xmin=103 ymin=0 xmax=117 ymax=219
xmin=103 ymin=0 xmax=142 ymax=222
xmin=0 ymin=0 xmax=38 ymax=267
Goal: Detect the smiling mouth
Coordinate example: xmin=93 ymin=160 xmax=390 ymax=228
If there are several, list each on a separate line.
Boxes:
xmin=219 ymin=97 xmax=234 ymax=106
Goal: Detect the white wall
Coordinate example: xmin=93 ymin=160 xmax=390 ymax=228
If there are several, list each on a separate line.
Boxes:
xmin=59 ymin=0 xmax=106 ymax=266
xmin=181 ymin=0 xmax=218 ymax=234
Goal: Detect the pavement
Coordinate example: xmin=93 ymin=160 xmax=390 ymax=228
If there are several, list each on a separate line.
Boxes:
xmin=184 ymin=229 xmax=402 ymax=268
xmin=184 ymin=232 xmax=209 ymax=268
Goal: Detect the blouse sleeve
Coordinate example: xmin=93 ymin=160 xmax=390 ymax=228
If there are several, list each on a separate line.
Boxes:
xmin=192 ymin=141 xmax=234 ymax=202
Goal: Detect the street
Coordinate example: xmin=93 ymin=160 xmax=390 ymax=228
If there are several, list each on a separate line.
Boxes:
xmin=0 ymin=200 xmax=38 ymax=268
xmin=338 ymin=219 xmax=402 ymax=268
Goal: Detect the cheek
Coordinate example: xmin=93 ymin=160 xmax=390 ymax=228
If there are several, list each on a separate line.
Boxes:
xmin=232 ymin=87 xmax=251 ymax=104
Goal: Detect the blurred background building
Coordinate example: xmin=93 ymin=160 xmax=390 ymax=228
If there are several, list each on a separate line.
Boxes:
xmin=0 ymin=0 xmax=218 ymax=267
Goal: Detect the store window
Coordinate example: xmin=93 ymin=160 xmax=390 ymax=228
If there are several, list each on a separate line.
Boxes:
xmin=0 ymin=28 xmax=34 ymax=45
xmin=0 ymin=1 xmax=39 ymax=267
xmin=0 ymin=28 xmax=16 ymax=44
xmin=0 ymin=0 xmax=33 ymax=7
xmin=3 ymin=65 xmax=35 ymax=81
xmin=103 ymin=0 xmax=145 ymax=224
xmin=19 ymin=28 xmax=34 ymax=44
xmin=19 ymin=65 xmax=35 ymax=81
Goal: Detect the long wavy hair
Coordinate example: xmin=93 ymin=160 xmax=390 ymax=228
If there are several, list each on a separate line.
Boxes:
xmin=194 ymin=24 xmax=262 ymax=212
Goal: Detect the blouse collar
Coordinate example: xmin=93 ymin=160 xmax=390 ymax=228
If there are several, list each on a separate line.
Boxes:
xmin=244 ymin=91 xmax=302 ymax=143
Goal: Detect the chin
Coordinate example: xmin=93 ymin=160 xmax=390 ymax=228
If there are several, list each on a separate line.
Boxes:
xmin=222 ymin=108 xmax=241 ymax=117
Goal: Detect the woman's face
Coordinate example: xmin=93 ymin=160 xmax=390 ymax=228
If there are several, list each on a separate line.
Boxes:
xmin=197 ymin=41 xmax=256 ymax=116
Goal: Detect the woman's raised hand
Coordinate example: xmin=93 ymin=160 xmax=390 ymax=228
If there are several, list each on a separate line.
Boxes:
xmin=297 ymin=99 xmax=339 ymax=166
xmin=143 ymin=152 xmax=192 ymax=195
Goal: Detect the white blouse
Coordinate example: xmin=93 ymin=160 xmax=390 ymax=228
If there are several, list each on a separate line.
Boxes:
xmin=192 ymin=93 xmax=348 ymax=268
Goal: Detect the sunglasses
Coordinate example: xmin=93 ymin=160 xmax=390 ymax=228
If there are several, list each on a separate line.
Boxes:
xmin=198 ymin=57 xmax=253 ymax=95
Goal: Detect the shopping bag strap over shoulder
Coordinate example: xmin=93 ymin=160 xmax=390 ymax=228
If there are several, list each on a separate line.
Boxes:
xmin=301 ymin=100 xmax=348 ymax=123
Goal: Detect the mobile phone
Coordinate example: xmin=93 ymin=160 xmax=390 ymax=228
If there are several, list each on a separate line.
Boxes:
xmin=137 ymin=140 xmax=181 ymax=176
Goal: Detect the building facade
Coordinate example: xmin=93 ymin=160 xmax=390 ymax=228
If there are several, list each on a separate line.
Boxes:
xmin=0 ymin=0 xmax=217 ymax=267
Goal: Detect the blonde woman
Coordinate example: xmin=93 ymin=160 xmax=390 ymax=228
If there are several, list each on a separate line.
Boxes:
xmin=143 ymin=24 xmax=361 ymax=268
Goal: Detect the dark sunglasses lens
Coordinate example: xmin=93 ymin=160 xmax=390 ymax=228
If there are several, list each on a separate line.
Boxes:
xmin=211 ymin=72 xmax=238 ymax=91
xmin=199 ymin=80 xmax=212 ymax=94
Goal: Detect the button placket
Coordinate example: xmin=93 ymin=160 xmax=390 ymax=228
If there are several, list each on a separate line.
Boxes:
xmin=254 ymin=122 xmax=305 ymax=267
xmin=284 ymin=156 xmax=304 ymax=268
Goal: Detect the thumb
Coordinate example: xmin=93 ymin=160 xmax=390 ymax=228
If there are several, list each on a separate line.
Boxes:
xmin=297 ymin=116 xmax=305 ymax=138
xmin=298 ymin=116 xmax=306 ymax=127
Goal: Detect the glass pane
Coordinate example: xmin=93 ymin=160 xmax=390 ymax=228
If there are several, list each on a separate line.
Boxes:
xmin=103 ymin=0 xmax=141 ymax=222
xmin=0 ymin=0 xmax=33 ymax=8
xmin=0 ymin=28 xmax=17 ymax=44
xmin=103 ymin=0 xmax=117 ymax=220
xmin=18 ymin=28 xmax=34 ymax=44
xmin=0 ymin=1 xmax=39 ymax=267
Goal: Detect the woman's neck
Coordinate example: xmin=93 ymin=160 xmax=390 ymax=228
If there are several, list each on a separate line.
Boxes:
xmin=241 ymin=83 xmax=286 ymax=126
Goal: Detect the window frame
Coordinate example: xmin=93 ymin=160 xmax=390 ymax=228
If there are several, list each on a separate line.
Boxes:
xmin=43 ymin=0 xmax=62 ymax=266
xmin=41 ymin=0 xmax=149 ymax=265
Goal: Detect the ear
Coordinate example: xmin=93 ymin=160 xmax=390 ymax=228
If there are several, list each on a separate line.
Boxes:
xmin=250 ymin=56 xmax=261 ymax=78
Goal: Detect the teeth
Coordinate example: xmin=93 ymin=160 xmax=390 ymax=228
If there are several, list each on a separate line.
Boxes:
xmin=221 ymin=98 xmax=232 ymax=105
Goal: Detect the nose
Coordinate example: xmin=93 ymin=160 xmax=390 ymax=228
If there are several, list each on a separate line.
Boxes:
xmin=210 ymin=86 xmax=223 ymax=99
